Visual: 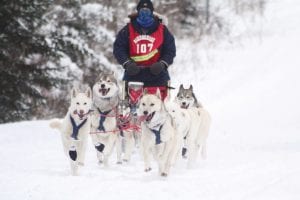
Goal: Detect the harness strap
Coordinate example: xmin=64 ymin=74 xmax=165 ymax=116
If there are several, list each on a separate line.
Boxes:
xmin=150 ymin=125 xmax=163 ymax=145
xmin=97 ymin=108 xmax=112 ymax=132
xmin=70 ymin=116 xmax=87 ymax=140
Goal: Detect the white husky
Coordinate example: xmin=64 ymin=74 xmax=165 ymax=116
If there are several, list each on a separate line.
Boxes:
xmin=175 ymin=84 xmax=211 ymax=168
xmin=165 ymin=101 xmax=190 ymax=165
xmin=138 ymin=89 xmax=177 ymax=176
xmin=90 ymin=72 xmax=122 ymax=166
xmin=49 ymin=87 xmax=92 ymax=175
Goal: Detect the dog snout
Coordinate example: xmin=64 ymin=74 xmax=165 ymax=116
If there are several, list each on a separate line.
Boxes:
xmin=182 ymin=102 xmax=186 ymax=106
xmin=101 ymin=84 xmax=105 ymax=88
xmin=143 ymin=111 xmax=149 ymax=115
xmin=79 ymin=110 xmax=84 ymax=114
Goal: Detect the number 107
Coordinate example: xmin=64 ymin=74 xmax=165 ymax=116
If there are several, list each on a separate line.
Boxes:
xmin=136 ymin=43 xmax=153 ymax=53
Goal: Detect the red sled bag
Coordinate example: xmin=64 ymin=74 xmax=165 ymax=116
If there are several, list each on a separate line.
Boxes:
xmin=128 ymin=82 xmax=168 ymax=105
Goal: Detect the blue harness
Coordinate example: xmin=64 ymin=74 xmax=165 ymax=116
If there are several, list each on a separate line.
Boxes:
xmin=70 ymin=116 xmax=87 ymax=140
xmin=97 ymin=108 xmax=112 ymax=132
xmin=150 ymin=125 xmax=163 ymax=145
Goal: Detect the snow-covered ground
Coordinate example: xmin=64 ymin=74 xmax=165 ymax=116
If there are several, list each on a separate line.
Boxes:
xmin=1 ymin=0 xmax=300 ymax=199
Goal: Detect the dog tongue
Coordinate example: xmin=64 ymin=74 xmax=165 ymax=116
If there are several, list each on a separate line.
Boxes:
xmin=99 ymin=88 xmax=110 ymax=96
xmin=181 ymin=104 xmax=189 ymax=109
xmin=146 ymin=112 xmax=155 ymax=122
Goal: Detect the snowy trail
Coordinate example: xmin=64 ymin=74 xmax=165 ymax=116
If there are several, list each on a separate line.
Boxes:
xmin=1 ymin=0 xmax=300 ymax=199
xmin=0 ymin=120 xmax=299 ymax=200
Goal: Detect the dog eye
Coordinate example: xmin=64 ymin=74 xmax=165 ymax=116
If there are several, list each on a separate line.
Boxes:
xmin=172 ymin=110 xmax=175 ymax=112
xmin=150 ymin=103 xmax=154 ymax=107
xmin=107 ymin=80 xmax=111 ymax=82
xmin=76 ymin=102 xmax=80 ymax=105
xmin=84 ymin=102 xmax=87 ymax=105
xmin=142 ymin=103 xmax=146 ymax=106
xmin=186 ymin=96 xmax=190 ymax=99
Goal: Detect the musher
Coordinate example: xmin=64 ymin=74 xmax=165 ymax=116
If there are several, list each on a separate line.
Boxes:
xmin=113 ymin=0 xmax=176 ymax=102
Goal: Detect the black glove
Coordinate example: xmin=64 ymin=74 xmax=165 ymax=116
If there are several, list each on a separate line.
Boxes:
xmin=150 ymin=61 xmax=166 ymax=75
xmin=124 ymin=61 xmax=140 ymax=76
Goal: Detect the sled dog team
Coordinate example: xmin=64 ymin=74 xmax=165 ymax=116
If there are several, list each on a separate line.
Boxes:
xmin=49 ymin=72 xmax=211 ymax=177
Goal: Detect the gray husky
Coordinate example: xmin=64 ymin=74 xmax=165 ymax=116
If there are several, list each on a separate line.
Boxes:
xmin=175 ymin=84 xmax=211 ymax=168
xmin=90 ymin=72 xmax=122 ymax=166
xmin=175 ymin=84 xmax=203 ymax=109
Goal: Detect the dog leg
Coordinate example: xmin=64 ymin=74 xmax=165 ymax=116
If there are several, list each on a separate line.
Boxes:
xmin=134 ymin=131 xmax=141 ymax=148
xmin=160 ymin=140 xmax=174 ymax=176
xmin=123 ymin=131 xmax=135 ymax=162
xmin=70 ymin=160 xmax=78 ymax=176
xmin=142 ymin=144 xmax=152 ymax=172
xmin=77 ymin=139 xmax=87 ymax=166
xmin=201 ymin=142 xmax=207 ymax=160
xmin=102 ymin=135 xmax=117 ymax=166
xmin=187 ymin=139 xmax=197 ymax=168
xmin=116 ymin=135 xmax=123 ymax=164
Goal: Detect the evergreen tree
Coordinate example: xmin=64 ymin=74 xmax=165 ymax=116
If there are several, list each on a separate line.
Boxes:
xmin=0 ymin=0 xmax=66 ymax=123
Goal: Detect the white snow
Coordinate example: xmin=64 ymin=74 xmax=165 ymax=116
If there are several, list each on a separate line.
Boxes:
xmin=1 ymin=0 xmax=300 ymax=199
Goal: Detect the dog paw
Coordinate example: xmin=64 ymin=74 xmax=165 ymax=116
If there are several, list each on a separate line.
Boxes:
xmin=161 ymin=172 xmax=168 ymax=177
xmin=95 ymin=143 xmax=105 ymax=152
xmin=182 ymin=147 xmax=187 ymax=157
xmin=69 ymin=150 xmax=77 ymax=161
xmin=144 ymin=167 xmax=152 ymax=172
xmin=98 ymin=160 xmax=103 ymax=165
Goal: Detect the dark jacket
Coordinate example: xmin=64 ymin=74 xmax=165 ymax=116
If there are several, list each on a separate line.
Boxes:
xmin=113 ymin=15 xmax=176 ymax=86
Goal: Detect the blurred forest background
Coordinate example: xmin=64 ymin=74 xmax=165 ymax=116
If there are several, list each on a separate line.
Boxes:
xmin=0 ymin=0 xmax=266 ymax=123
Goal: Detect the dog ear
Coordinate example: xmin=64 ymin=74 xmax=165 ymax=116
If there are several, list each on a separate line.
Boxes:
xmin=189 ymin=85 xmax=193 ymax=91
xmin=179 ymin=84 xmax=184 ymax=91
xmin=85 ymin=87 xmax=92 ymax=98
xmin=71 ymin=88 xmax=78 ymax=98
xmin=143 ymin=88 xmax=148 ymax=95
xmin=155 ymin=88 xmax=161 ymax=99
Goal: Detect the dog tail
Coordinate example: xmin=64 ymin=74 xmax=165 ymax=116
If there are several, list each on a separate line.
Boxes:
xmin=49 ymin=119 xmax=62 ymax=130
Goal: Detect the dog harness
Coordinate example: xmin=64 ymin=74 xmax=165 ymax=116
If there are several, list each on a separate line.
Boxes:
xmin=97 ymin=108 xmax=112 ymax=132
xmin=70 ymin=116 xmax=88 ymax=140
xmin=150 ymin=124 xmax=163 ymax=145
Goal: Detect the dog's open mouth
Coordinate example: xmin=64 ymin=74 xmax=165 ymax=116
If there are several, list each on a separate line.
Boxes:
xmin=99 ymin=88 xmax=110 ymax=96
xmin=145 ymin=112 xmax=155 ymax=122
xmin=181 ymin=104 xmax=189 ymax=109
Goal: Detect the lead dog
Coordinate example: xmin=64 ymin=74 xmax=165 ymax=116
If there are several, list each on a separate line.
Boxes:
xmin=175 ymin=84 xmax=211 ymax=168
xmin=49 ymin=87 xmax=92 ymax=175
xmin=90 ymin=72 xmax=122 ymax=166
xmin=138 ymin=89 xmax=177 ymax=176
